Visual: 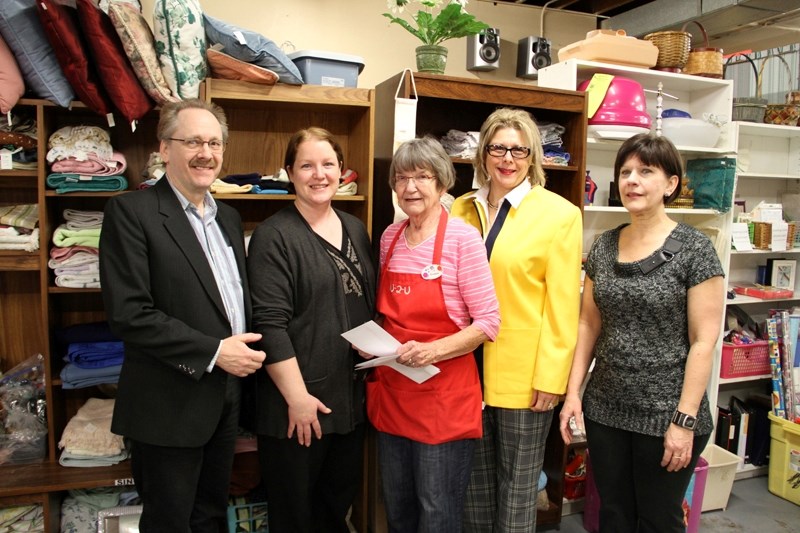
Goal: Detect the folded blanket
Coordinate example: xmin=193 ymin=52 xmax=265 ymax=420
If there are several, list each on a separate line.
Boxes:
xmin=59 ymin=398 xmax=125 ymax=456
xmin=54 ymin=262 xmax=99 ymax=277
xmin=0 ymin=204 xmax=39 ymax=230
xmin=48 ymin=251 xmax=99 ymax=270
xmin=50 ymin=245 xmax=98 ymax=261
xmin=55 ymin=273 xmax=100 ymax=289
xmin=222 ymin=172 xmax=261 ymax=186
xmin=46 ymin=173 xmax=127 ymax=194
xmin=251 ymin=186 xmax=290 ymax=195
xmin=52 ymin=225 xmax=101 ymax=248
xmin=59 ymin=449 xmax=129 ymax=467
xmin=66 ymin=341 xmax=124 ymax=369
xmin=63 ymin=209 xmax=104 ymax=230
xmin=0 ymin=227 xmax=39 ymax=252
xmin=210 ymin=179 xmax=252 ymax=194
xmin=50 ymin=151 xmax=127 ymax=177
xmin=60 ymin=363 xmax=121 ymax=389
xmin=46 ymin=126 xmax=113 ymax=162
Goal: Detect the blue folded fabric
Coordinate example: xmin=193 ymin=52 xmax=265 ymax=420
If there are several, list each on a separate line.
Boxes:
xmin=46 ymin=173 xmax=128 ymax=193
xmin=251 ymin=186 xmax=290 ymax=195
xmin=60 ymin=363 xmax=121 ymax=389
xmin=66 ymin=341 xmax=124 ymax=369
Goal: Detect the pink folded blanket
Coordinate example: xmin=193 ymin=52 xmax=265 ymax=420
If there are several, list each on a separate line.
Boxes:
xmin=50 ymin=151 xmax=127 ymax=177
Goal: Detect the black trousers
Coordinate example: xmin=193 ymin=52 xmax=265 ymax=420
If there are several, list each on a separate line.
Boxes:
xmin=585 ymin=417 xmax=710 ymax=533
xmin=131 ymin=375 xmax=240 ymax=533
xmin=258 ymin=423 xmax=365 ymax=533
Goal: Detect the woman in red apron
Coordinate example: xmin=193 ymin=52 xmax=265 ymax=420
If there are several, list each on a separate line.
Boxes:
xmin=365 ymin=137 xmax=500 ymax=532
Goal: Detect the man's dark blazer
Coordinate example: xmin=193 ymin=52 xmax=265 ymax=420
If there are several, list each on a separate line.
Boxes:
xmin=99 ymin=177 xmax=251 ymax=447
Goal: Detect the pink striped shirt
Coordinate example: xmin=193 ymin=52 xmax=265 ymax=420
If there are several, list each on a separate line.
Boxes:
xmin=380 ymin=217 xmax=500 ymax=340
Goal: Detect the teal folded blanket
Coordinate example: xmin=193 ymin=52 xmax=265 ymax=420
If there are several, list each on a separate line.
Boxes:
xmin=46 ymin=173 xmax=128 ymax=194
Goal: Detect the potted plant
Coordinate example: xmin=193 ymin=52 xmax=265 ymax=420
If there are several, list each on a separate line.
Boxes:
xmin=383 ymin=0 xmax=490 ymax=74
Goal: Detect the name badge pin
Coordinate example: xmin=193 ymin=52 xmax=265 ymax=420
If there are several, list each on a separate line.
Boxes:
xmin=421 ymin=264 xmax=443 ymax=280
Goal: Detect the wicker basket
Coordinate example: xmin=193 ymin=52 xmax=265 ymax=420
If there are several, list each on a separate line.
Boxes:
xmin=682 ymin=21 xmax=723 ymax=78
xmin=643 ymin=30 xmax=691 ymax=72
xmin=760 ymin=55 xmax=800 ymax=126
xmin=752 ymin=221 xmax=797 ymax=249
xmin=726 ymin=54 xmax=767 ymax=122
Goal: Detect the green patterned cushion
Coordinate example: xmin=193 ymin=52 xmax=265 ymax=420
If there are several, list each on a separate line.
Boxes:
xmin=152 ymin=0 xmax=207 ymax=100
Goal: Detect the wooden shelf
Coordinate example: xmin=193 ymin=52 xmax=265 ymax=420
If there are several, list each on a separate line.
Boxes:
xmin=0 ymin=251 xmax=40 ymax=271
xmin=0 ymin=461 xmax=132 ymax=499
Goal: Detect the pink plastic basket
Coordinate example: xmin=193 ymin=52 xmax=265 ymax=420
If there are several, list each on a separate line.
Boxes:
xmin=720 ymin=341 xmax=770 ymax=379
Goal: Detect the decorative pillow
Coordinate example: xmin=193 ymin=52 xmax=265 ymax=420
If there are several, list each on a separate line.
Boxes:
xmin=203 ymin=14 xmax=303 ymax=85
xmin=107 ymin=0 xmax=178 ymax=105
xmin=152 ymin=0 xmax=207 ymax=99
xmin=0 ymin=0 xmax=74 ymax=108
xmin=207 ymin=48 xmax=278 ymax=85
xmin=0 ymin=33 xmax=24 ymax=114
xmin=75 ymin=0 xmax=154 ymax=125
xmin=35 ymin=0 xmax=113 ymax=118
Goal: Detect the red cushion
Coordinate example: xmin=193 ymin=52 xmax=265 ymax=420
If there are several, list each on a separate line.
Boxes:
xmin=75 ymin=0 xmax=154 ymax=125
xmin=35 ymin=0 xmax=112 ymax=118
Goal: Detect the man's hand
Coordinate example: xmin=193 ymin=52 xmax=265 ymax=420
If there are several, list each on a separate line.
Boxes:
xmin=216 ymin=333 xmax=266 ymax=377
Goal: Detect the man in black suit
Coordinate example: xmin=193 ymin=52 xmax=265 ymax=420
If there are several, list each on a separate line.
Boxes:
xmin=99 ymin=99 xmax=266 ymax=532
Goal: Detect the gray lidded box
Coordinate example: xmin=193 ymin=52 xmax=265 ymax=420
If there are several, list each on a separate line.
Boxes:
xmin=288 ymin=50 xmax=365 ymax=88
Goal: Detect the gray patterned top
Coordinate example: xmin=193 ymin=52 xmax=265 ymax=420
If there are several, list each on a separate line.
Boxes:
xmin=583 ymin=223 xmax=724 ymax=437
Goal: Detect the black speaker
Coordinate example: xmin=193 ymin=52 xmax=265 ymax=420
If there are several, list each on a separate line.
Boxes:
xmin=516 ymin=36 xmax=552 ymax=79
xmin=467 ymin=28 xmax=500 ymax=71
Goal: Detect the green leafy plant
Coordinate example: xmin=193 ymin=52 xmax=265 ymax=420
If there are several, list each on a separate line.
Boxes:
xmin=383 ymin=0 xmax=490 ymax=47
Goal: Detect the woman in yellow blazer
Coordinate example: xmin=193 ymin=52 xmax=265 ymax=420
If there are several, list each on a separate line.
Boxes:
xmin=451 ymin=107 xmax=582 ymax=532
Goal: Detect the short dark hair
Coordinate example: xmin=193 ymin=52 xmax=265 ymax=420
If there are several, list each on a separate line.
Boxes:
xmin=157 ymin=99 xmax=229 ymax=142
xmin=389 ymin=136 xmax=455 ymax=192
xmin=614 ymin=133 xmax=683 ymax=205
xmin=284 ymin=127 xmax=344 ymax=170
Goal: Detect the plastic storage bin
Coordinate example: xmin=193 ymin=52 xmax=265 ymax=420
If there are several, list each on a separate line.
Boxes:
xmin=227 ymin=501 xmax=267 ymax=533
xmin=720 ymin=341 xmax=771 ymax=379
xmin=582 ymin=452 xmax=708 ymax=533
xmin=767 ymin=413 xmax=800 ymax=505
xmin=288 ymin=50 xmax=364 ymax=87
xmin=699 ymin=444 xmax=742 ymax=511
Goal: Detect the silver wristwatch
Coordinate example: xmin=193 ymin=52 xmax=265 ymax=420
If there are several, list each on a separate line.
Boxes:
xmin=671 ymin=410 xmax=697 ymax=430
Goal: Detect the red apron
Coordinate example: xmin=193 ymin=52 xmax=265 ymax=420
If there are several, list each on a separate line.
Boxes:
xmin=367 ymin=207 xmax=482 ymax=445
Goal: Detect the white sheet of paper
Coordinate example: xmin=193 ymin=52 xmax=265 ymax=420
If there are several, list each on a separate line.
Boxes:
xmin=731 ymin=222 xmax=753 ymax=251
xmin=343 ymin=321 xmax=441 ymax=384
xmin=772 ymin=222 xmax=788 ymax=252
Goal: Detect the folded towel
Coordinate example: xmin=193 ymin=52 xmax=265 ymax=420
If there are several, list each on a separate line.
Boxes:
xmin=48 ymin=251 xmax=99 ymax=270
xmin=0 ymin=227 xmax=39 ymax=252
xmin=46 ymin=126 xmax=113 ymax=162
xmin=59 ymin=449 xmax=129 ymax=467
xmin=0 ymin=204 xmax=39 ymax=230
xmin=50 ymin=151 xmax=127 ymax=177
xmin=63 ymin=209 xmax=104 ymax=230
xmin=60 ymin=363 xmax=121 ymax=389
xmin=50 ymin=245 xmax=98 ymax=261
xmin=222 ymin=172 xmax=262 ymax=186
xmin=210 ymin=179 xmax=252 ymax=194
xmin=66 ymin=341 xmax=124 ymax=369
xmin=59 ymin=398 xmax=125 ymax=456
xmin=52 ymin=225 xmax=101 ymax=248
xmin=55 ymin=273 xmax=101 ymax=289
xmin=46 ymin=173 xmax=127 ymax=194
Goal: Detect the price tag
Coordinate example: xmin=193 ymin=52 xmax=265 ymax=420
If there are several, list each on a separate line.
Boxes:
xmin=0 ymin=151 xmax=11 ymax=170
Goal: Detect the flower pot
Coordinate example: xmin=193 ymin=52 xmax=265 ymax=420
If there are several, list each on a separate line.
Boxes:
xmin=415 ymin=44 xmax=448 ymax=74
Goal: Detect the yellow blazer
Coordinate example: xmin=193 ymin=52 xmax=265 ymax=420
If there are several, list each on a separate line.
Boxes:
xmin=451 ymin=186 xmax=582 ymax=408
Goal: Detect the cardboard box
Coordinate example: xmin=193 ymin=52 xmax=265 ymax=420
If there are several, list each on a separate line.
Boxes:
xmin=767 ymin=413 xmax=800 ymax=505
xmin=699 ymin=444 xmax=741 ymax=511
xmin=288 ymin=50 xmax=364 ymax=88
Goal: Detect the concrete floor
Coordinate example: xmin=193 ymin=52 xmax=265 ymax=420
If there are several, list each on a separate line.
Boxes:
xmin=551 ymin=475 xmax=799 ymax=533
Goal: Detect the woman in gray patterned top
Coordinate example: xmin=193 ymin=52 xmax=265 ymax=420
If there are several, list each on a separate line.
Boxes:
xmin=559 ymin=133 xmax=725 ymax=532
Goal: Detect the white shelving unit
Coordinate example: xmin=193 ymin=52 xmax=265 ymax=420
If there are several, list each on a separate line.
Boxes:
xmin=539 ymin=59 xmax=735 ymax=416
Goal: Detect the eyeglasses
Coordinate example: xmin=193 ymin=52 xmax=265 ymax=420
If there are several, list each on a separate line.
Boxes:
xmin=167 ymin=137 xmax=226 ymax=153
xmin=486 ymin=144 xmax=531 ymax=159
xmin=395 ymin=174 xmax=437 ymax=187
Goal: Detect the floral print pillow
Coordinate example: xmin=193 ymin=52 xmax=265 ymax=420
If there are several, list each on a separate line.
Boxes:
xmin=107 ymin=0 xmax=178 ymax=105
xmin=152 ymin=0 xmax=208 ymax=100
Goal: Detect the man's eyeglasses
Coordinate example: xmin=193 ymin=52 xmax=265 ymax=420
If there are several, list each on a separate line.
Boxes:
xmin=486 ymin=144 xmax=531 ymax=159
xmin=395 ymin=174 xmax=437 ymax=187
xmin=167 ymin=138 xmax=226 ymax=153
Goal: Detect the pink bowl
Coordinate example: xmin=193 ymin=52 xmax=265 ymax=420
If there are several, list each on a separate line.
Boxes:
xmin=578 ymin=76 xmax=652 ymax=128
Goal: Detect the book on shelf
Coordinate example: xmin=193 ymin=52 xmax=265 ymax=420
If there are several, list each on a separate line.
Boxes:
xmin=730 ymin=396 xmax=751 ymax=465
xmin=766 ymin=317 xmax=787 ymax=418
xmin=745 ymin=393 xmax=772 ymax=466
xmin=715 ymin=406 xmax=733 ymax=451
xmin=731 ymin=282 xmax=793 ymax=300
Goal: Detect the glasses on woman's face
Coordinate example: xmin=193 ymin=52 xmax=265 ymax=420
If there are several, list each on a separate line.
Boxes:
xmin=167 ymin=137 xmax=226 ymax=153
xmin=486 ymin=144 xmax=531 ymax=159
xmin=395 ymin=174 xmax=437 ymax=187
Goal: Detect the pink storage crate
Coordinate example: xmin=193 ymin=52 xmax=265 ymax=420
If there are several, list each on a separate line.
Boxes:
xmin=583 ymin=453 xmax=709 ymax=533
xmin=720 ymin=341 xmax=770 ymax=379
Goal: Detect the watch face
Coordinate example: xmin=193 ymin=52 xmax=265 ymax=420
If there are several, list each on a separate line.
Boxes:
xmin=685 ymin=417 xmax=696 ymax=429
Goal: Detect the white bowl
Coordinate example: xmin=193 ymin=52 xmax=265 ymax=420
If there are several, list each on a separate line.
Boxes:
xmin=659 ymin=118 xmax=720 ymax=148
